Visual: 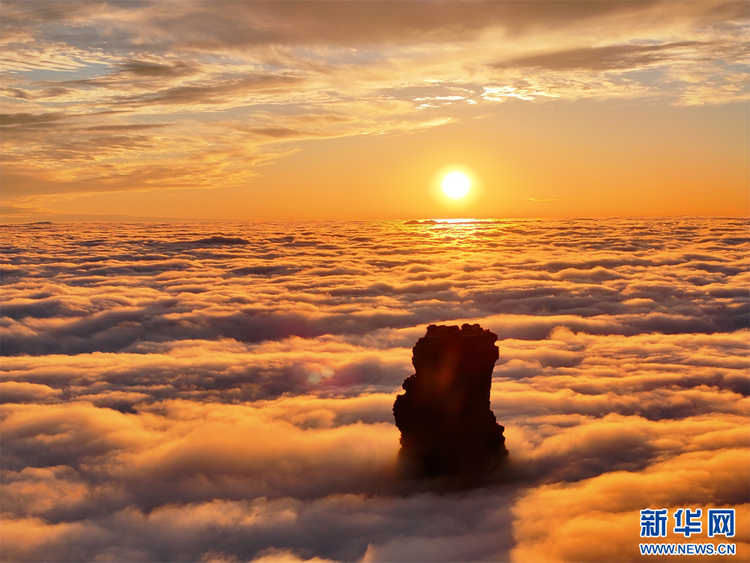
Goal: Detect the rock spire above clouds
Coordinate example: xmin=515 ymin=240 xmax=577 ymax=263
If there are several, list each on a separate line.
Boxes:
xmin=393 ymin=324 xmax=508 ymax=481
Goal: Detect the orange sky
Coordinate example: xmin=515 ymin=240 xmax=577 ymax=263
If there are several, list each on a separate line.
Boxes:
xmin=1 ymin=1 xmax=748 ymax=222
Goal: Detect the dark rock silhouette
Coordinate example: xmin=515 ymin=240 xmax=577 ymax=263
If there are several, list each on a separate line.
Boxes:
xmin=393 ymin=323 xmax=508 ymax=479
xmin=193 ymin=235 xmax=249 ymax=245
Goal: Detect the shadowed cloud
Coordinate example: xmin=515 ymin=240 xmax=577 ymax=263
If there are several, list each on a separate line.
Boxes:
xmin=1 ymin=217 xmax=748 ymax=561
xmin=499 ymin=41 xmax=708 ymax=72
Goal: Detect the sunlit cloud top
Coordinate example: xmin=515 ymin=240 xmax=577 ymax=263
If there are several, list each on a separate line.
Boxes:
xmin=1 ymin=217 xmax=748 ymax=561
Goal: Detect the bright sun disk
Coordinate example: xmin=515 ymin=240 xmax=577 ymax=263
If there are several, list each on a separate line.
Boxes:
xmin=442 ymin=171 xmax=471 ymax=199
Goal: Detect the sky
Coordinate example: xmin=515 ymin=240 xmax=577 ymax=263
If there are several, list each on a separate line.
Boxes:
xmin=1 ymin=217 xmax=748 ymax=561
xmin=1 ymin=0 xmax=748 ymax=222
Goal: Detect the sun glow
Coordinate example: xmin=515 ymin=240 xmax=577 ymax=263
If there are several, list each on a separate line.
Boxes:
xmin=441 ymin=171 xmax=471 ymax=199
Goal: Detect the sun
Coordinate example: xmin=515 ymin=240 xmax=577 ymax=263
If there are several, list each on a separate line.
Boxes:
xmin=442 ymin=171 xmax=471 ymax=199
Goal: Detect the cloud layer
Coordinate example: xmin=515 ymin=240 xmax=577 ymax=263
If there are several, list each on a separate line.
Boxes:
xmin=1 ymin=217 xmax=748 ymax=561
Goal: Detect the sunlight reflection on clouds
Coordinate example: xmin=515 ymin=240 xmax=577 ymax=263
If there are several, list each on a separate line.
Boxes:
xmin=1 ymin=217 xmax=748 ymax=561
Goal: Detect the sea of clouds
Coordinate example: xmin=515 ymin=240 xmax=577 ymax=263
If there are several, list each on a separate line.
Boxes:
xmin=1 ymin=217 xmax=748 ymax=562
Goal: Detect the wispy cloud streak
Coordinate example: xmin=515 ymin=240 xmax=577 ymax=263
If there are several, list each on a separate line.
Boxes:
xmin=1 ymin=1 xmax=747 ymax=207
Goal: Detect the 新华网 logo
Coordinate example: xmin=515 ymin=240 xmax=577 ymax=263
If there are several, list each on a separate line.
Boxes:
xmin=640 ymin=508 xmax=735 ymax=538
xmin=639 ymin=508 xmax=736 ymax=557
